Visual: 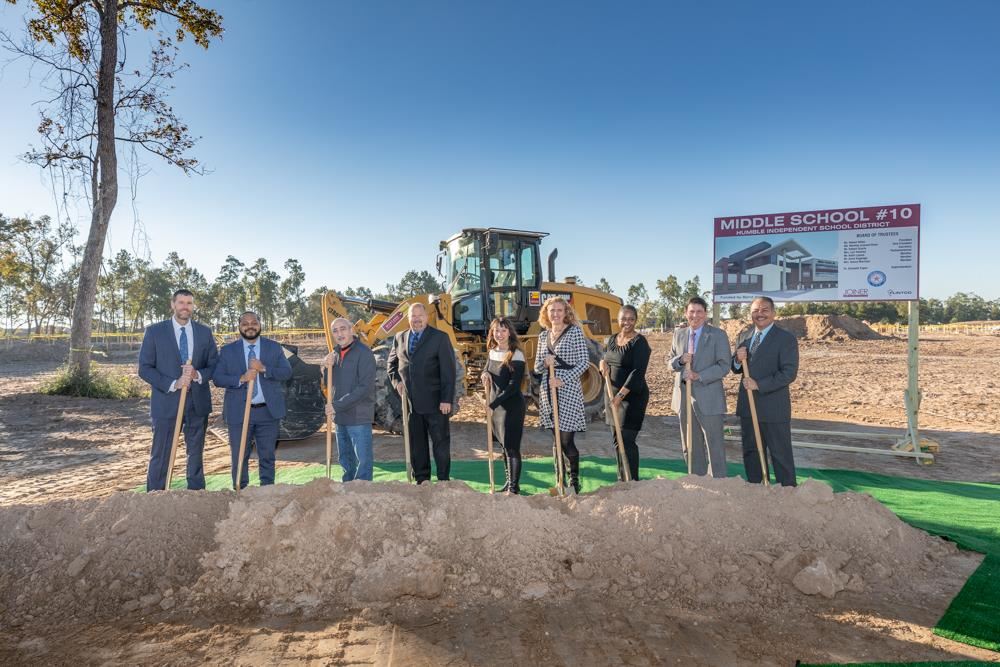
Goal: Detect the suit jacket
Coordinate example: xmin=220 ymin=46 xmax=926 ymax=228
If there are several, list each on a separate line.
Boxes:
xmin=731 ymin=325 xmax=799 ymax=422
xmin=212 ymin=337 xmax=293 ymax=423
xmin=386 ymin=326 xmax=456 ymax=415
xmin=669 ymin=324 xmax=731 ymax=415
xmin=138 ymin=319 xmax=218 ymax=419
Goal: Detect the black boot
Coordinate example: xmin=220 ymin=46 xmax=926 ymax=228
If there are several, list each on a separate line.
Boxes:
xmin=508 ymin=455 xmax=521 ymax=495
xmin=497 ymin=444 xmax=510 ymax=493
xmin=568 ymin=454 xmax=581 ymax=494
xmin=621 ymin=429 xmax=639 ymax=481
xmin=612 ymin=434 xmax=626 ymax=482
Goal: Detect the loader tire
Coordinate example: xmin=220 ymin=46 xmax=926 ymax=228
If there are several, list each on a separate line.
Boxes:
xmin=372 ymin=345 xmax=466 ymax=434
xmin=527 ymin=337 xmax=606 ymax=423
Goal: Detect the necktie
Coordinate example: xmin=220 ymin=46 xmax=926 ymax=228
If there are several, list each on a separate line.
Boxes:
xmin=248 ymin=344 xmax=263 ymax=403
xmin=749 ymin=331 xmax=762 ymax=355
xmin=408 ymin=331 xmax=420 ymax=356
xmin=688 ymin=330 xmax=697 ymax=355
xmin=179 ymin=326 xmax=189 ymax=362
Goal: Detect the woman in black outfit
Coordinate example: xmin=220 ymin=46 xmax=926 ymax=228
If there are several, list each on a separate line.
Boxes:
xmin=600 ymin=304 xmax=651 ymax=481
xmin=480 ymin=317 xmax=527 ymax=495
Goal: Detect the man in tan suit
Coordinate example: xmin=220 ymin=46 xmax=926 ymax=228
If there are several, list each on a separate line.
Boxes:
xmin=669 ymin=297 xmax=731 ymax=477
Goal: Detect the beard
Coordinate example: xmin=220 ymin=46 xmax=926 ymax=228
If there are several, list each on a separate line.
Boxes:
xmin=241 ymin=329 xmax=261 ymax=341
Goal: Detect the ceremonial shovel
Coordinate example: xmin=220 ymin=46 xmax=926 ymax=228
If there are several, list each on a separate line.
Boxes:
xmin=603 ymin=374 xmax=632 ymax=482
xmin=234 ymin=375 xmax=255 ymax=492
xmin=548 ymin=364 xmax=566 ymax=497
xmin=485 ymin=387 xmax=496 ymax=494
xmin=165 ymin=357 xmax=192 ymax=490
xmin=400 ymin=386 xmax=414 ymax=483
xmin=325 ymin=364 xmax=334 ymax=479
xmin=685 ymin=338 xmax=694 ymax=475
xmin=741 ymin=361 xmax=770 ymax=487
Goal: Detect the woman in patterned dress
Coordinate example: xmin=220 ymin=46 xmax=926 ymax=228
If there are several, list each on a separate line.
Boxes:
xmin=534 ymin=296 xmax=590 ymax=494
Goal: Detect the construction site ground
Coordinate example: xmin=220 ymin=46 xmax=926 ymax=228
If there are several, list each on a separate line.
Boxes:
xmin=1 ymin=326 xmax=998 ymax=665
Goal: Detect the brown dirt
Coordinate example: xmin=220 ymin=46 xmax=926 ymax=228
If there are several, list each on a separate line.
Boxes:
xmin=1 ymin=334 xmax=998 ymax=664
xmin=719 ymin=314 xmax=887 ymax=342
xmin=0 ymin=477 xmax=991 ymax=665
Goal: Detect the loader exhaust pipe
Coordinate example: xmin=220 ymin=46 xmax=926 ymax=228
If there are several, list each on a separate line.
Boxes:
xmin=547 ymin=248 xmax=558 ymax=283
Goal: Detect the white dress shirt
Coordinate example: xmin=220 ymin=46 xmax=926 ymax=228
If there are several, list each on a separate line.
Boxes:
xmin=734 ymin=322 xmax=775 ymax=370
xmin=242 ymin=337 xmax=266 ymax=404
xmin=168 ymin=317 xmax=203 ymax=392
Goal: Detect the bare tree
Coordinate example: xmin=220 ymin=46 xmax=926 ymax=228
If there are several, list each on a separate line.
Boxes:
xmin=2 ymin=0 xmax=223 ymax=377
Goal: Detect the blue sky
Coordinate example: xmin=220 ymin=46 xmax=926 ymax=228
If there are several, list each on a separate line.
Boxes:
xmin=1 ymin=0 xmax=998 ymax=300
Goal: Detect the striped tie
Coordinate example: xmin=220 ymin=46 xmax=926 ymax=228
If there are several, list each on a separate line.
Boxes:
xmin=749 ymin=331 xmax=762 ymax=355
xmin=248 ymin=344 xmax=263 ymax=403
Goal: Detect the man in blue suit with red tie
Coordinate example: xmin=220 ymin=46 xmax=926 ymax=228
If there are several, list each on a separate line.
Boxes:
xmin=138 ymin=289 xmax=219 ymax=491
xmin=213 ymin=311 xmax=293 ymax=488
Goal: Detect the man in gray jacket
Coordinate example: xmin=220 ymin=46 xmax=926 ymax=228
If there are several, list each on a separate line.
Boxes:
xmin=323 ymin=318 xmax=377 ymax=481
xmin=670 ymin=297 xmax=731 ymax=477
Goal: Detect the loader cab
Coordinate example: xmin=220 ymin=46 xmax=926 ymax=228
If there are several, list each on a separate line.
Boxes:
xmin=441 ymin=228 xmax=547 ymax=334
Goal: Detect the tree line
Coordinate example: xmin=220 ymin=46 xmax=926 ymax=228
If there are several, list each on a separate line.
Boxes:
xmin=0 ymin=213 xmax=442 ymax=334
xmin=3 ymin=213 xmax=998 ymax=335
xmin=591 ymin=274 xmax=1000 ymax=327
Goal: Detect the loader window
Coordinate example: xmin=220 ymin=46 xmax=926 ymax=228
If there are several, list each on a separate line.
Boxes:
xmin=449 ymin=236 xmax=481 ymax=296
xmin=457 ymin=293 xmax=484 ymax=330
xmin=520 ymin=245 xmax=538 ymax=288
xmin=488 ymin=239 xmax=519 ymax=288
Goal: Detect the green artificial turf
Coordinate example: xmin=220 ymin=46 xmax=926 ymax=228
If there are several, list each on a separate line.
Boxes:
xmin=799 ymin=662 xmax=995 ymax=666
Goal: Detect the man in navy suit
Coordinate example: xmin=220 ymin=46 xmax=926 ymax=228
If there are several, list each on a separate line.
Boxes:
xmin=732 ymin=296 xmax=800 ymax=486
xmin=213 ymin=311 xmax=293 ymax=488
xmin=138 ymin=289 xmax=219 ymax=491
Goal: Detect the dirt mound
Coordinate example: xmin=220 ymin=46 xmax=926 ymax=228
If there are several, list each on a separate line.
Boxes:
xmin=0 ymin=477 xmax=960 ymax=629
xmin=720 ymin=314 xmax=885 ymax=343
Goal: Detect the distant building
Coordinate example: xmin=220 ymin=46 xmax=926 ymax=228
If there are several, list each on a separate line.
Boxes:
xmin=715 ymin=239 xmax=838 ymax=293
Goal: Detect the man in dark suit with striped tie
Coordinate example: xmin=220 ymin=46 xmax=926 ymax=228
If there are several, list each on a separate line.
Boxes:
xmin=213 ymin=311 xmax=293 ymax=489
xmin=731 ymin=296 xmax=800 ymax=486
xmin=138 ymin=289 xmax=218 ymax=491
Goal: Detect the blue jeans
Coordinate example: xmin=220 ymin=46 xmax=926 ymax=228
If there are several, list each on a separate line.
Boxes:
xmin=336 ymin=423 xmax=374 ymax=481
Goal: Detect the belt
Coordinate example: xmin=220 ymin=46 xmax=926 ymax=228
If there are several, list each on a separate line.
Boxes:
xmin=251 ymin=403 xmax=267 ymax=409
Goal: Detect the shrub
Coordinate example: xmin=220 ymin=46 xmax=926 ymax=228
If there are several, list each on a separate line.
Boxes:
xmin=41 ymin=366 xmax=149 ymax=400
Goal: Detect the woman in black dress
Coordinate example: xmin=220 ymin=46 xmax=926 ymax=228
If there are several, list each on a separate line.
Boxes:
xmin=480 ymin=317 xmax=527 ymax=495
xmin=599 ymin=304 xmax=651 ymax=481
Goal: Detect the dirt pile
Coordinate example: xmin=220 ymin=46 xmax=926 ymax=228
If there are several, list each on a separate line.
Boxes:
xmin=720 ymin=314 xmax=885 ymax=343
xmin=0 ymin=477 xmax=960 ymax=629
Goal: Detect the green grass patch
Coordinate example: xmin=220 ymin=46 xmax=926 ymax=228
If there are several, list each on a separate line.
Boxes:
xmin=934 ymin=554 xmax=1000 ymax=652
xmin=41 ymin=365 xmax=148 ymax=399
xmin=799 ymin=662 xmax=995 ymax=666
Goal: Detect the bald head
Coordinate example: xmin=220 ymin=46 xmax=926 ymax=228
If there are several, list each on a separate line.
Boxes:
xmin=330 ymin=317 xmax=354 ymax=346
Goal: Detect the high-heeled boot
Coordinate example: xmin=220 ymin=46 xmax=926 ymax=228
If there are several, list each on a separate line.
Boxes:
xmin=621 ymin=429 xmax=639 ymax=481
xmin=568 ymin=454 xmax=581 ymax=494
xmin=508 ymin=455 xmax=522 ymax=495
xmin=498 ymin=446 xmax=511 ymax=493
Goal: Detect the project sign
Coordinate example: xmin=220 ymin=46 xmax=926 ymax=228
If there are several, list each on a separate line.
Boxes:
xmin=713 ymin=204 xmax=920 ymax=303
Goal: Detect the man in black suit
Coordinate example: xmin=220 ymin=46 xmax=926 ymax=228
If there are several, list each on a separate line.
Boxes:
xmin=387 ymin=302 xmax=457 ymax=483
xmin=732 ymin=296 xmax=799 ymax=486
